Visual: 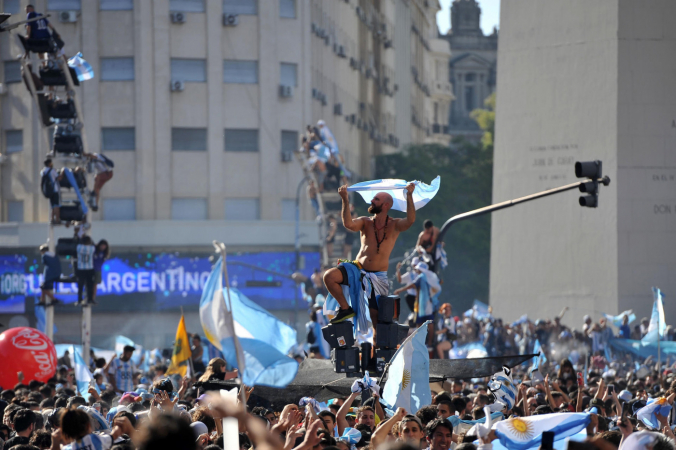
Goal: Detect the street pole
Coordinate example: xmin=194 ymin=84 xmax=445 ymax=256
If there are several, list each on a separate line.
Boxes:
xmin=294 ymin=176 xmax=309 ymax=330
xmin=437 ymin=177 xmax=611 ymax=246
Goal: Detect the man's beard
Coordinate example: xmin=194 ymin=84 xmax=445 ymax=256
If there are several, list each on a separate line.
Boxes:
xmin=368 ymin=203 xmax=382 ymax=214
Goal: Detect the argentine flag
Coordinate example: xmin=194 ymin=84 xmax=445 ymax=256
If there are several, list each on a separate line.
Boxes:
xmin=531 ymin=339 xmax=547 ymax=371
xmin=67 ymin=52 xmax=94 ymax=81
xmin=642 ymin=287 xmax=666 ymax=344
xmin=199 ymin=258 xmax=299 ymax=388
xmin=347 ymin=176 xmax=440 ymax=212
xmin=604 ymin=309 xmax=636 ymax=328
xmin=74 ymin=348 xmax=98 ymax=401
xmin=382 ymin=321 xmax=431 ymax=414
xmin=494 ymin=412 xmax=591 ymax=450
xmin=637 ymin=397 xmax=672 ymax=429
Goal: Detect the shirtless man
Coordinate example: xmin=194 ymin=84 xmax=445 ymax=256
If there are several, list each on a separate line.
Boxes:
xmin=416 ymin=219 xmax=440 ymax=271
xmin=324 ymin=183 xmax=416 ymax=325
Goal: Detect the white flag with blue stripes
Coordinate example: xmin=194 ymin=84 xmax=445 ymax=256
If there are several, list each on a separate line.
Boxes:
xmin=199 ymin=258 xmax=299 ymax=388
xmin=74 ymin=348 xmax=98 ymax=401
xmin=347 ymin=176 xmax=440 ymax=212
xmin=494 ymin=412 xmax=591 ymax=450
xmin=67 ymin=52 xmax=94 ymax=82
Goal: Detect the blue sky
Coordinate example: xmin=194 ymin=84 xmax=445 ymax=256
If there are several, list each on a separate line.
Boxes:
xmin=436 ymin=0 xmax=500 ymax=35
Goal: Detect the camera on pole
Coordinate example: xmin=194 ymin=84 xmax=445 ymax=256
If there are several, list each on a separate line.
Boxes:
xmin=574 ymin=160 xmax=610 ymax=208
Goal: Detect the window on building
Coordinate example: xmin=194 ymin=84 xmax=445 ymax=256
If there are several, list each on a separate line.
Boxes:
xmin=280 ymin=62 xmax=297 ymax=87
xmin=4 ymin=61 xmax=21 ymax=84
xmin=224 ymin=129 xmax=258 ymax=152
xmin=172 ymin=198 xmax=207 ymax=220
xmin=464 ymin=86 xmax=475 ymax=112
xmin=223 ymin=0 xmax=257 ymax=15
xmin=100 ymin=57 xmax=134 ymax=81
xmin=223 ymin=60 xmax=258 ymax=84
xmin=224 ymin=198 xmax=259 ymax=220
xmin=281 ymin=130 xmax=297 ymax=158
xmin=4 ymin=0 xmax=20 ymax=14
xmin=279 ymin=0 xmax=296 ymax=18
xmin=102 ymin=128 xmax=135 ymax=150
xmin=281 ymin=199 xmax=295 ymax=221
xmin=7 ymin=201 xmax=23 ymax=222
xmin=170 ymin=0 xmax=205 ymax=12
xmin=103 ymin=198 xmax=136 ymax=220
xmin=47 ymin=0 xmax=81 ymax=10
xmin=171 ymin=59 xmax=206 ymax=82
xmin=6 ymin=130 xmax=22 ymax=153
xmin=172 ymin=128 xmax=207 ymax=151
xmin=100 ymin=0 xmax=133 ymax=10
xmin=465 ymin=73 xmax=476 ymax=82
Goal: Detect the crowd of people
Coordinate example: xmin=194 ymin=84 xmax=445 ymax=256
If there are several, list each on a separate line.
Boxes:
xmin=3 ymin=311 xmax=676 ymax=450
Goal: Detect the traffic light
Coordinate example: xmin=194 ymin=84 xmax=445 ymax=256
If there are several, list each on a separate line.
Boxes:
xmin=574 ymin=160 xmax=604 ymax=207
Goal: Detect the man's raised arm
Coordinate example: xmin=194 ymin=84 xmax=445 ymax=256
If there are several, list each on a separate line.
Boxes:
xmin=339 ymin=185 xmax=363 ymax=232
xmin=395 ymin=183 xmax=416 ymax=232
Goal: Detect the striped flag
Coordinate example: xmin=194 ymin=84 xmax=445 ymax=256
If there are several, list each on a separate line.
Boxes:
xmin=67 ymin=52 xmax=94 ymax=81
xmin=347 ymin=176 xmax=440 ymax=212
xmin=73 ymin=348 xmax=98 ymax=401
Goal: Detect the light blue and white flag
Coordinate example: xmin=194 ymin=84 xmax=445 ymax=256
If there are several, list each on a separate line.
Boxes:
xmin=604 ymin=309 xmax=636 ymax=328
xmin=74 ymin=348 xmax=98 ymax=401
xmin=494 ymin=412 xmax=591 ymax=450
xmin=448 ymin=412 xmax=504 ymax=436
xmin=382 ymin=321 xmax=431 ymax=414
xmin=67 ymin=52 xmax=94 ymax=81
xmin=463 ymin=300 xmax=492 ymax=320
xmin=642 ymin=287 xmax=666 ymax=344
xmin=347 ymin=176 xmax=440 ymax=212
xmin=338 ymin=428 xmax=362 ymax=450
xmin=531 ymin=340 xmax=547 ymax=371
xmin=637 ymin=397 xmax=672 ymax=429
xmin=200 ymin=258 xmax=299 ymax=388
xmin=449 ymin=341 xmax=488 ymax=359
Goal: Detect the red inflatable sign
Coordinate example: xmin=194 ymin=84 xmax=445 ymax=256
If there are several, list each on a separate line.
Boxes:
xmin=0 ymin=327 xmax=57 ymax=389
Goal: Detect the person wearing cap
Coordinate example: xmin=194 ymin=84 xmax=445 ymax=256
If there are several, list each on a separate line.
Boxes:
xmin=107 ymin=345 xmax=136 ymax=394
xmin=38 ymin=243 xmax=62 ymax=306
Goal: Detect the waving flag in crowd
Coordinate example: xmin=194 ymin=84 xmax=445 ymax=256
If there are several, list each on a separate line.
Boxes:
xmin=604 ymin=309 xmax=636 ymax=328
xmin=200 ymin=257 xmax=298 ymax=388
xmin=347 ymin=176 xmax=440 ymax=212
xmin=382 ymin=321 xmax=431 ymax=414
xmin=643 ymin=287 xmax=666 ymax=344
xmin=637 ymin=397 xmax=672 ymax=429
xmin=73 ymin=348 xmax=98 ymax=401
xmin=67 ymin=52 xmax=94 ymax=81
xmin=494 ymin=413 xmax=591 ymax=450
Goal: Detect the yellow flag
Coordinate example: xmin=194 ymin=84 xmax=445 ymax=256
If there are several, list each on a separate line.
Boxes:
xmin=166 ymin=315 xmax=192 ymax=377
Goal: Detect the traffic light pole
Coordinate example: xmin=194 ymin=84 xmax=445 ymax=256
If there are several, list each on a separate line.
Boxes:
xmin=436 ymin=176 xmax=610 ymax=247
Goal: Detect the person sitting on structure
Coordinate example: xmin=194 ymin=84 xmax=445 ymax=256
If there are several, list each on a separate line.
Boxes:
xmin=25 ymin=5 xmax=56 ymax=41
xmin=38 ymin=243 xmax=62 ymax=306
xmin=323 ymin=183 xmax=416 ymax=344
xmin=83 ymin=152 xmax=114 ymax=211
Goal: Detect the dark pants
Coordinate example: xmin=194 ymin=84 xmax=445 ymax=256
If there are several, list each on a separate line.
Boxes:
xmin=77 ymin=269 xmax=95 ymax=304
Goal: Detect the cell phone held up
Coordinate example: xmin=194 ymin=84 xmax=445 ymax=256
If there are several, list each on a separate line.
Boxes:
xmin=577 ymin=372 xmax=584 ymax=387
xmin=541 ymin=431 xmax=555 ymax=450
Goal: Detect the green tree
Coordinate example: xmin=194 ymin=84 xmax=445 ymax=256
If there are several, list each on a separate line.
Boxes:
xmin=371 ymin=96 xmax=494 ymax=312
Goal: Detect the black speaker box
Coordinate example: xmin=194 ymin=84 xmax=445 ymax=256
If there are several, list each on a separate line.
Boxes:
xmin=375 ymin=348 xmax=396 ymax=374
xmin=333 ymin=347 xmax=360 ymax=373
xmin=376 ymin=295 xmax=399 ymax=323
xmin=376 ymin=323 xmax=408 ymax=348
xmin=321 ymin=322 xmax=355 ymax=349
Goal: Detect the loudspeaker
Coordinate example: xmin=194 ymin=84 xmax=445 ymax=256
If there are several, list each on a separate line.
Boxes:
xmin=333 ymin=347 xmax=360 ymax=373
xmin=376 ymin=295 xmax=399 ymax=323
xmin=360 ymin=342 xmax=372 ymax=372
xmin=376 ymin=323 xmax=409 ymax=348
xmin=53 ymin=133 xmax=83 ymax=155
xmin=39 ymin=66 xmax=80 ymax=86
xmin=59 ymin=204 xmax=84 ymax=222
xmin=47 ymin=99 xmax=77 ymax=119
xmin=321 ymin=322 xmax=355 ymax=349
xmin=55 ymin=238 xmax=78 ymax=257
xmin=375 ymin=348 xmax=396 ymax=374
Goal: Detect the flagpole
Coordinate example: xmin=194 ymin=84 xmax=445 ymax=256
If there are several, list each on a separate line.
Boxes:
xmin=213 ymin=241 xmax=247 ymax=406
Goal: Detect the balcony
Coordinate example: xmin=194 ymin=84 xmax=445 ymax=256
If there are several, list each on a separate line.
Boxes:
xmin=431 ymin=81 xmax=454 ymax=100
xmin=427 ymin=123 xmax=452 ymax=146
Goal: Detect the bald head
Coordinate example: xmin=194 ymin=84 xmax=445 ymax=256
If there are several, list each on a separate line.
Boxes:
xmin=368 ymin=192 xmax=393 ymax=214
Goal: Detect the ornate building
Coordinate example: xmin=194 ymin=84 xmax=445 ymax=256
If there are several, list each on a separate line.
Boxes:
xmin=442 ymin=0 xmax=497 ymax=140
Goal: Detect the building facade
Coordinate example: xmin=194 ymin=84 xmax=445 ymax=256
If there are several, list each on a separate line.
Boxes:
xmin=0 ymin=0 xmax=450 ymax=347
xmin=490 ymin=0 xmax=676 ymax=326
xmin=442 ymin=0 xmax=496 ymax=140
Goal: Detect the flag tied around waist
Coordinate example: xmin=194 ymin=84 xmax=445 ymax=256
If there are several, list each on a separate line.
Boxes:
xmin=494 ymin=412 xmax=591 ymax=450
xmin=381 ymin=321 xmax=431 ymax=414
xmin=347 ymin=176 xmax=440 ymax=212
xmin=199 ymin=257 xmax=298 ymax=388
